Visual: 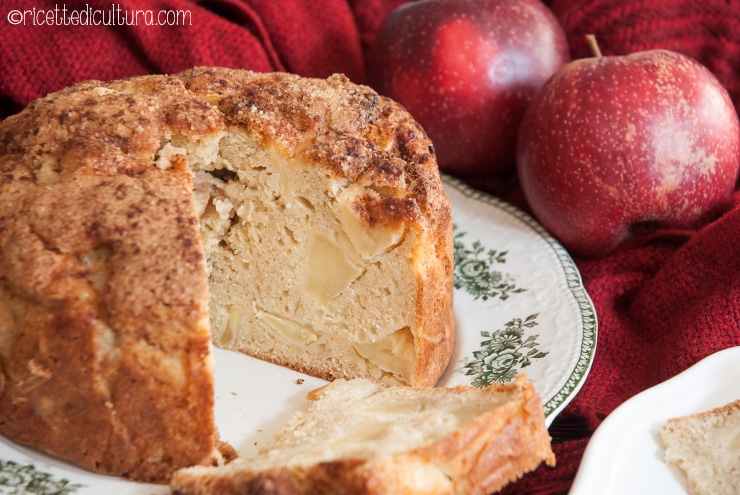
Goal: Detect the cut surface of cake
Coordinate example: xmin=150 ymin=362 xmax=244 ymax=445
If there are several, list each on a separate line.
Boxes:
xmin=660 ymin=399 xmax=740 ymax=495
xmin=170 ymin=375 xmax=556 ymax=495
xmin=0 ymin=68 xmax=454 ymax=481
xmin=185 ymin=69 xmax=454 ymax=387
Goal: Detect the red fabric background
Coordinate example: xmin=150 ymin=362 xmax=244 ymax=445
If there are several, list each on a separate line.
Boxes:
xmin=2 ymin=0 xmax=740 ymax=493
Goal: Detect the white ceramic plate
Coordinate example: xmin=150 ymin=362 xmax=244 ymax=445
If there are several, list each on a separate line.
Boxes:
xmin=569 ymin=346 xmax=740 ymax=495
xmin=0 ymin=175 xmax=597 ymax=494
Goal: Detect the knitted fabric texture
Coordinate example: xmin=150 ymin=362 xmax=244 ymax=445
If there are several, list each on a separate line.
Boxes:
xmin=550 ymin=0 xmax=740 ymax=108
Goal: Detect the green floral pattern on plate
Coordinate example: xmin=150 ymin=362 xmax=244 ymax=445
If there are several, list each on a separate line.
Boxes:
xmin=443 ymin=175 xmax=597 ymax=420
xmin=452 ymin=225 xmax=548 ymax=385
xmin=453 ymin=227 xmax=526 ymax=302
xmin=0 ymin=459 xmax=83 ymax=495
xmin=461 ymin=314 xmax=548 ymax=387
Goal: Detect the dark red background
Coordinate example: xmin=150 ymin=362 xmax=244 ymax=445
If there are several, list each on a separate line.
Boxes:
xmin=2 ymin=1 xmax=740 ymax=493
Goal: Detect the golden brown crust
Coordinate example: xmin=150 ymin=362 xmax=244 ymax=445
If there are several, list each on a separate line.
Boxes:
xmin=176 ymin=68 xmax=447 ymax=231
xmin=664 ymin=399 xmax=740 ymax=430
xmin=0 ymin=74 xmax=227 ymax=482
xmin=0 ymin=67 xmax=454 ymax=479
xmin=412 ymin=378 xmax=556 ymax=495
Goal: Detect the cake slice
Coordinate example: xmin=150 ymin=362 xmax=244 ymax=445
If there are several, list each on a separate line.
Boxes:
xmin=660 ymin=399 xmax=740 ymax=495
xmin=170 ymin=375 xmax=555 ymax=495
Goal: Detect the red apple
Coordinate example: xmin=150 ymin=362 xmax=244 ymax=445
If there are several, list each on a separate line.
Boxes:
xmin=367 ymin=0 xmax=570 ymax=178
xmin=516 ymin=48 xmax=740 ymax=257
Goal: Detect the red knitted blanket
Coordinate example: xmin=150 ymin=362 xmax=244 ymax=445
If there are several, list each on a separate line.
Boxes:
xmin=3 ymin=1 xmax=740 ymax=493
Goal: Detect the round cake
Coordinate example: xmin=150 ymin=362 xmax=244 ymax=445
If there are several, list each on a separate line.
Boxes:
xmin=0 ymin=68 xmax=454 ymax=482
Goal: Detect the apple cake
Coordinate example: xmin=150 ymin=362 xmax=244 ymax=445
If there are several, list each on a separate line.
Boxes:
xmin=170 ymin=375 xmax=555 ymax=495
xmin=660 ymin=399 xmax=740 ymax=495
xmin=0 ymin=68 xmax=454 ymax=481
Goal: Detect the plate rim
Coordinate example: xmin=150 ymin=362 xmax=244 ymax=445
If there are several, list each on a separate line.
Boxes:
xmin=568 ymin=345 xmax=740 ymax=494
xmin=441 ymin=174 xmax=598 ymax=421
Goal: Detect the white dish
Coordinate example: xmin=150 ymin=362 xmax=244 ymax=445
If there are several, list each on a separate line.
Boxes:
xmin=0 ymin=175 xmax=597 ymax=494
xmin=569 ymin=346 xmax=740 ymax=495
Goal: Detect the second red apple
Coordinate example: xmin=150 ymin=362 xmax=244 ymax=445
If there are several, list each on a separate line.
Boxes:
xmin=516 ymin=49 xmax=740 ymax=257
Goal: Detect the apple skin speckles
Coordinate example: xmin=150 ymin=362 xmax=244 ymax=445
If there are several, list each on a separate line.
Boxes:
xmin=516 ymin=49 xmax=740 ymax=257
